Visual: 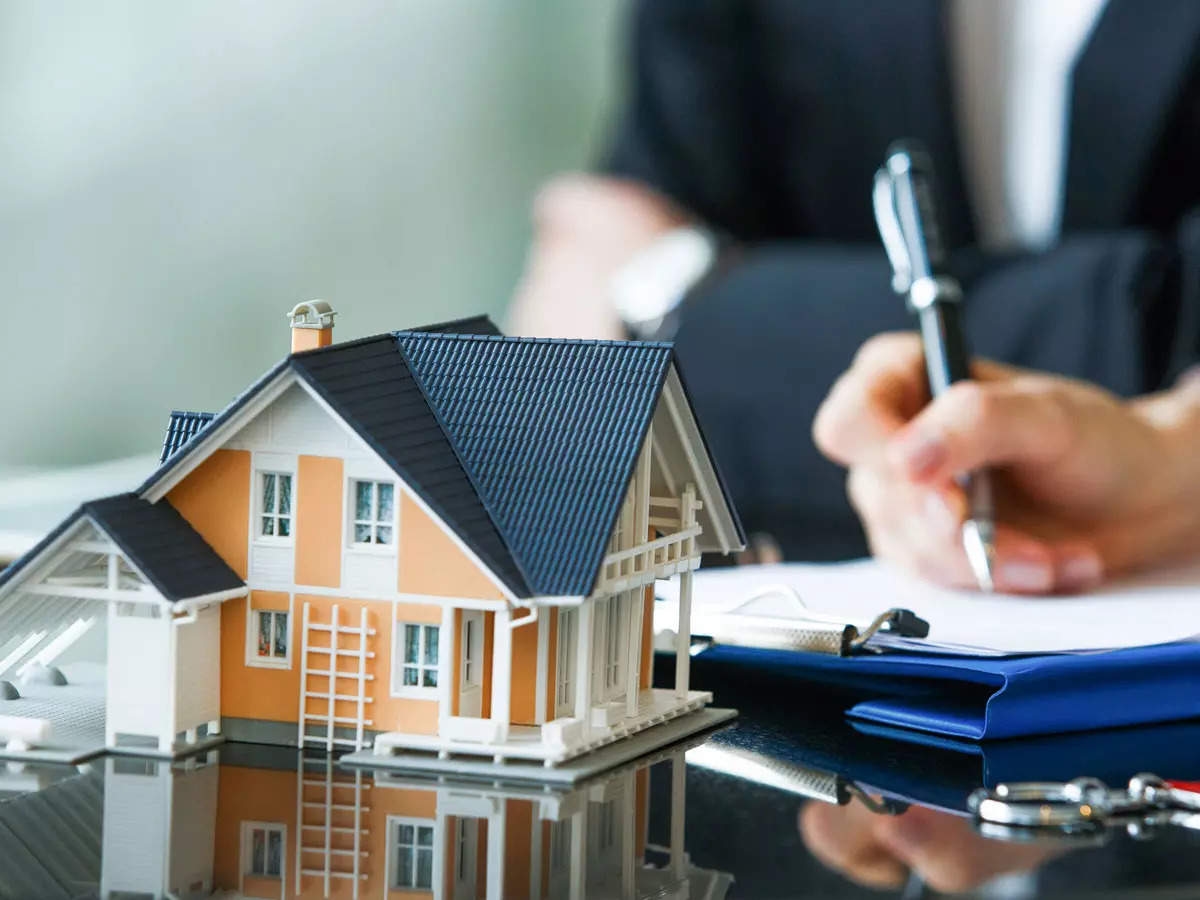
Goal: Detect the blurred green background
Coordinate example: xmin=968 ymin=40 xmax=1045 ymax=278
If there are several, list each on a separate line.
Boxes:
xmin=0 ymin=1 xmax=627 ymax=468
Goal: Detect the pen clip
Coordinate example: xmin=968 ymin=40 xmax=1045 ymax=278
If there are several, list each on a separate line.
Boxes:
xmin=872 ymin=167 xmax=912 ymax=295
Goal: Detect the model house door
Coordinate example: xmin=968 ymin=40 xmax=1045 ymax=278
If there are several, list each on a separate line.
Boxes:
xmin=452 ymin=817 xmax=479 ymax=900
xmin=459 ymin=611 xmax=483 ymax=718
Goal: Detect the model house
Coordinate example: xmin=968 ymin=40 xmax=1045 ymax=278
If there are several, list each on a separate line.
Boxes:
xmin=0 ymin=303 xmax=743 ymax=770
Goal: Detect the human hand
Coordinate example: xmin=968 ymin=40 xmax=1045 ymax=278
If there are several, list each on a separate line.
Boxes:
xmin=813 ymin=333 xmax=1200 ymax=593
xmin=800 ymin=800 xmax=1060 ymax=893
xmin=507 ymin=173 xmax=690 ymax=339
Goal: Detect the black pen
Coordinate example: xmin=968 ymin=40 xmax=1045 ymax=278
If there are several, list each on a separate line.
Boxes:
xmin=872 ymin=140 xmax=997 ymax=591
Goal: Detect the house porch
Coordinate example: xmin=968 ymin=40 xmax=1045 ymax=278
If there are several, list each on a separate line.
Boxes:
xmin=372 ymin=687 xmax=711 ymax=766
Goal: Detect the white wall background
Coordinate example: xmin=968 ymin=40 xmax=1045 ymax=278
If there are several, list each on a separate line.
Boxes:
xmin=0 ymin=1 xmax=627 ymax=466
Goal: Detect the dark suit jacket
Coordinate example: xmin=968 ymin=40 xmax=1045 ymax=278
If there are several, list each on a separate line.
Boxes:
xmin=605 ymin=0 xmax=1200 ymax=559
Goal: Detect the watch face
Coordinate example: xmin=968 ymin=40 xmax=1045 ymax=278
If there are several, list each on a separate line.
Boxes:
xmin=612 ymin=229 xmax=717 ymax=325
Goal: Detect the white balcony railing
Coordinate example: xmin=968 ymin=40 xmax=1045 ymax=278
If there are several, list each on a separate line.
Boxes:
xmin=596 ymin=486 xmax=702 ymax=593
xmin=597 ymin=526 xmax=702 ymax=592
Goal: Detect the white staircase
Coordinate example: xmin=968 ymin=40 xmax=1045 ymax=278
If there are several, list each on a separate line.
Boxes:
xmin=298 ymin=603 xmax=377 ymax=752
xmin=295 ymin=755 xmax=372 ymax=898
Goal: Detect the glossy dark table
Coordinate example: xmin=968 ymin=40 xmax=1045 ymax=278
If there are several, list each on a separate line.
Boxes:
xmin=3 ymin=651 xmax=1200 ymax=899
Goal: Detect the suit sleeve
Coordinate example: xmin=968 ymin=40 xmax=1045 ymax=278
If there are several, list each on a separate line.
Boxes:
xmin=603 ymin=0 xmax=772 ymax=238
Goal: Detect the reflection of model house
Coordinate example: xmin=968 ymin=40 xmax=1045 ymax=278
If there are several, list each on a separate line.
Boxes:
xmin=0 ymin=304 xmax=743 ymax=768
xmin=0 ymin=740 xmax=729 ymax=900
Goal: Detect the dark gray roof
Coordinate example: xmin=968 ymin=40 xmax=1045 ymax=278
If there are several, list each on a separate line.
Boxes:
xmin=160 ymin=410 xmax=215 ymax=462
xmin=123 ymin=317 xmax=740 ymax=600
xmin=291 ymin=336 xmax=531 ymax=597
xmin=85 ymin=494 xmax=244 ymax=601
xmin=0 ymin=767 xmax=102 ymax=899
xmin=0 ymin=494 xmax=244 ymax=603
xmin=406 ymin=314 xmax=502 ymax=336
xmin=397 ymin=333 xmax=674 ymax=596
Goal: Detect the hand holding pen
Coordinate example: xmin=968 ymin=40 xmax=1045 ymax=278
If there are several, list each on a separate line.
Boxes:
xmin=809 ymin=139 xmax=1196 ymax=594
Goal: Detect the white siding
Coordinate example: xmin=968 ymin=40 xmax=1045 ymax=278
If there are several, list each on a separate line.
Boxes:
xmin=100 ymin=759 xmax=169 ymax=897
xmin=225 ymin=384 xmax=358 ymax=455
xmin=342 ymin=552 xmax=395 ymax=594
xmin=249 ymin=544 xmax=294 ymax=587
xmin=173 ymin=604 xmax=220 ymax=731
xmin=107 ymin=608 xmax=172 ymax=740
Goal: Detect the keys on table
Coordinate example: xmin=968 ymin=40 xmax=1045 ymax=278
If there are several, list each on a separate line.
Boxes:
xmin=969 ymin=774 xmax=1200 ymax=844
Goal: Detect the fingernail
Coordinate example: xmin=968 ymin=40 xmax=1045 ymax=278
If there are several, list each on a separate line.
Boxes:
xmin=999 ymin=559 xmax=1054 ymax=593
xmin=924 ymin=492 xmax=960 ymax=536
xmin=1058 ymin=553 xmax=1103 ymax=591
xmin=890 ymin=431 xmax=947 ymax=477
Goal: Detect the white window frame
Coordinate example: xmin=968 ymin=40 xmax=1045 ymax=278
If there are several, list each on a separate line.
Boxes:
xmin=592 ymin=594 xmax=628 ymax=704
xmin=254 ymin=470 xmax=295 ymax=545
xmin=385 ymin=816 xmax=437 ymax=891
xmin=244 ymin=594 xmax=294 ymax=670
xmin=348 ymin=478 xmax=397 ymax=551
xmin=240 ymin=821 xmax=286 ymax=894
xmin=555 ymin=607 xmax=577 ymax=719
xmin=391 ymin=621 xmax=441 ymax=698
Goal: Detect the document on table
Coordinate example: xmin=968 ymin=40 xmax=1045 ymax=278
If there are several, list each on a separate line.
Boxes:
xmin=654 ymin=558 xmax=1200 ymax=657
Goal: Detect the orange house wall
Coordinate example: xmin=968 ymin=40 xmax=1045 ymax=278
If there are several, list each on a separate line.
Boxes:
xmin=169 ymin=442 xmax=522 ymax=735
xmin=510 ymin=608 xmax=538 ymax=725
xmin=168 ymin=449 xmax=251 ymax=579
xmin=213 ymin=764 xmax=440 ymax=899
xmin=398 ymin=493 xmax=506 ymax=600
xmin=295 ymin=455 xmax=343 ymax=587
xmin=503 ymin=799 xmax=533 ymax=897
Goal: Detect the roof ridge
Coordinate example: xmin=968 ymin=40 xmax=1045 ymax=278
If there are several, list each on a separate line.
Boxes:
xmin=394 ymin=331 xmax=675 ymax=352
xmin=392 ymin=336 xmax=537 ymax=592
xmin=288 ymin=331 xmax=396 ymax=358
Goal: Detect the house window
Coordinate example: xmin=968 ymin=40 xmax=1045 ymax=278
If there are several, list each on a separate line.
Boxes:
xmin=352 ymin=480 xmax=394 ymax=546
xmin=596 ymin=800 xmax=617 ymax=852
xmin=604 ymin=597 xmax=624 ymax=692
xmin=549 ymin=818 xmax=572 ymax=872
xmin=555 ymin=608 xmax=577 ymax=717
xmin=244 ymin=823 xmax=284 ymax=879
xmin=259 ymin=472 xmax=293 ymax=539
xmin=393 ymin=623 xmax=439 ymax=693
xmin=256 ymin=610 xmax=289 ymax=661
xmin=389 ymin=819 xmax=435 ymax=890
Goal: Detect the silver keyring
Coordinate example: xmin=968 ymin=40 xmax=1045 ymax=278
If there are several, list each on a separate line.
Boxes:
xmin=968 ymin=778 xmax=1116 ymax=828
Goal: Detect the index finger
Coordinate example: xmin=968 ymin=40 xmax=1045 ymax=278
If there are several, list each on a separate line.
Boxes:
xmin=814 ymin=332 xmax=1015 ymax=467
xmin=814 ymin=333 xmax=929 ymax=466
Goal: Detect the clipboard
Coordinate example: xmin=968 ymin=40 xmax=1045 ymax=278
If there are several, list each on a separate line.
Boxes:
xmin=655 ymin=582 xmax=1200 ymax=742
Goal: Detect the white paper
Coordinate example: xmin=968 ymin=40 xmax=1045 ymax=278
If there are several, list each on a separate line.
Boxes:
xmin=654 ymin=558 xmax=1200 ymax=656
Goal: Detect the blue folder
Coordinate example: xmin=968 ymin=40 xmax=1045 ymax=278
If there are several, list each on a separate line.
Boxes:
xmin=715 ymin=702 xmax=1200 ymax=814
xmin=696 ymin=640 xmax=1200 ymax=741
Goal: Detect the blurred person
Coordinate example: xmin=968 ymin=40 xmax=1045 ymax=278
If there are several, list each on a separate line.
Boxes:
xmin=508 ymin=0 xmax=1200 ymax=570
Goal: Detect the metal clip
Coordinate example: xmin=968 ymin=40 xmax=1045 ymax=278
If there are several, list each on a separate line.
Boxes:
xmin=711 ymin=585 xmax=929 ymax=656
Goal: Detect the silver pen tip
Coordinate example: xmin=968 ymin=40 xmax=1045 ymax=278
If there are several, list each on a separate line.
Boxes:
xmin=961 ymin=519 xmax=996 ymax=593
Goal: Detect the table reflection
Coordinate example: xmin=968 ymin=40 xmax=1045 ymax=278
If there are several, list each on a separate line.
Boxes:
xmin=0 ymin=740 xmax=731 ymax=900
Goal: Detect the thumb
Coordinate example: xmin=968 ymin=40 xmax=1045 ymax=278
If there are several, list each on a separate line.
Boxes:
xmin=886 ymin=381 xmax=1073 ymax=482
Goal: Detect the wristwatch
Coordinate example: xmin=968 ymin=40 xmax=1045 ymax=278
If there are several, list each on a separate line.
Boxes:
xmin=611 ymin=226 xmax=719 ymax=341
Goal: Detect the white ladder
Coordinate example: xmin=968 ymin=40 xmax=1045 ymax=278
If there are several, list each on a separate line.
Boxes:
xmin=295 ymin=754 xmax=372 ymax=899
xmin=298 ymin=603 xmax=377 ymax=751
